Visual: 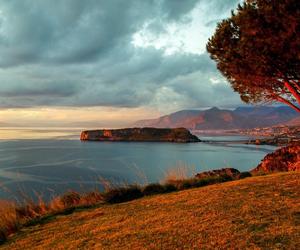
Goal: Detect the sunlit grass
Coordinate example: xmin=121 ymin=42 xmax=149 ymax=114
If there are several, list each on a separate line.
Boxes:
xmin=0 ymin=163 xmax=229 ymax=244
xmin=163 ymin=162 xmax=196 ymax=182
xmin=1 ymin=172 xmax=299 ymax=249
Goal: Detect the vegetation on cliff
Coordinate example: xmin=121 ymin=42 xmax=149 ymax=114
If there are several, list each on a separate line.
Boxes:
xmin=80 ymin=127 xmax=200 ymax=142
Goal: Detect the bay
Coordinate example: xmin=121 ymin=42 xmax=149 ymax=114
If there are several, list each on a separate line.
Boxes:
xmin=0 ymin=131 xmax=276 ymax=200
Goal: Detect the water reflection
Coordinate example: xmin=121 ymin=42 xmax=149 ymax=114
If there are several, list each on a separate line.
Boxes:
xmin=0 ymin=129 xmax=276 ymax=201
xmin=0 ymin=127 xmax=81 ymax=140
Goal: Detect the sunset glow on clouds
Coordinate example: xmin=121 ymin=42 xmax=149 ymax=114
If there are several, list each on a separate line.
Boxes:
xmin=0 ymin=0 xmax=242 ymax=127
xmin=0 ymin=107 xmax=160 ymax=128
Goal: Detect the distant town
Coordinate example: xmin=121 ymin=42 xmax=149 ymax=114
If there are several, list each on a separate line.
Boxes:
xmin=195 ymin=125 xmax=300 ymax=146
xmin=238 ymin=125 xmax=300 ymax=145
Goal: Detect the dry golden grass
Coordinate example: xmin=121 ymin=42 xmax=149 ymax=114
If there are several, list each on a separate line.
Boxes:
xmin=0 ymin=190 xmax=105 ymax=243
xmin=1 ymin=172 xmax=300 ymax=249
xmin=163 ymin=162 xmax=196 ymax=182
xmin=0 ymin=201 xmax=18 ymax=240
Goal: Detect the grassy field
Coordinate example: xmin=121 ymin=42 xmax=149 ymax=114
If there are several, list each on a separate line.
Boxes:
xmin=1 ymin=172 xmax=300 ymax=249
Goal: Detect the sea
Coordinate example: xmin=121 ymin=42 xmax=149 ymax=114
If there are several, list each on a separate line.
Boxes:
xmin=0 ymin=128 xmax=277 ymax=201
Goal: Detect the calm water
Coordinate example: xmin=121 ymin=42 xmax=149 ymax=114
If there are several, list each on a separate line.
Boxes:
xmin=0 ymin=130 xmax=276 ymax=200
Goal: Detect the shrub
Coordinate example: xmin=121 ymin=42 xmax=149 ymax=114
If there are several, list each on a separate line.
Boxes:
xmin=163 ymin=163 xmax=195 ymax=183
xmin=163 ymin=183 xmax=178 ymax=193
xmin=48 ymin=196 xmax=65 ymax=212
xmin=0 ymin=231 xmax=7 ymax=245
xmin=238 ymin=172 xmax=252 ymax=179
xmin=180 ymin=180 xmax=193 ymax=189
xmin=179 ymin=176 xmax=233 ymax=190
xmin=103 ymin=185 xmax=143 ymax=204
xmin=0 ymin=201 xmax=18 ymax=244
xmin=193 ymin=178 xmax=211 ymax=187
xmin=60 ymin=191 xmax=81 ymax=207
xmin=15 ymin=203 xmax=44 ymax=219
xmin=218 ymin=174 xmax=233 ymax=182
xmin=143 ymin=183 xmax=165 ymax=196
xmin=82 ymin=191 xmax=103 ymax=205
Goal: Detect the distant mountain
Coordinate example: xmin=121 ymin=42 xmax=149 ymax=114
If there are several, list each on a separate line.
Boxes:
xmin=134 ymin=106 xmax=299 ymax=130
xmin=285 ymin=117 xmax=300 ymax=126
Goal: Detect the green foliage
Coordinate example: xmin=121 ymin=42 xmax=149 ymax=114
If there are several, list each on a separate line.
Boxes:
xmin=207 ymin=0 xmax=300 ymax=112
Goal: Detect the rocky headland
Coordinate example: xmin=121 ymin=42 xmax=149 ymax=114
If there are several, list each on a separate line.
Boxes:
xmin=80 ymin=127 xmax=200 ymax=143
xmin=195 ymin=168 xmax=250 ymax=180
xmin=252 ymin=145 xmax=300 ymax=174
xmin=194 ymin=145 xmax=300 ymax=178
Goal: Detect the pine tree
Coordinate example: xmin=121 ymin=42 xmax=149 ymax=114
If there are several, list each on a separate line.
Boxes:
xmin=207 ymin=0 xmax=300 ymax=112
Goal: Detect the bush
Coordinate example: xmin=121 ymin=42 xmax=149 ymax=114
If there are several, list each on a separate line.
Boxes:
xmin=103 ymin=185 xmax=143 ymax=204
xmin=0 ymin=201 xmax=19 ymax=245
xmin=219 ymin=174 xmax=233 ymax=182
xmin=60 ymin=191 xmax=81 ymax=207
xmin=82 ymin=191 xmax=103 ymax=205
xmin=181 ymin=176 xmax=231 ymax=189
xmin=0 ymin=231 xmax=7 ymax=245
xmin=163 ymin=183 xmax=178 ymax=193
xmin=193 ymin=178 xmax=211 ymax=187
xmin=238 ymin=172 xmax=252 ymax=179
xmin=180 ymin=180 xmax=194 ymax=189
xmin=143 ymin=183 xmax=165 ymax=196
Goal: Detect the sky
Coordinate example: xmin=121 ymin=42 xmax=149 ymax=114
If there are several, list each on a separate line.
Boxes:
xmin=0 ymin=0 xmax=243 ymax=128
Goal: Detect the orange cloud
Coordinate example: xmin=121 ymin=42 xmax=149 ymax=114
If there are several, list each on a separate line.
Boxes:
xmin=0 ymin=107 xmax=160 ymax=128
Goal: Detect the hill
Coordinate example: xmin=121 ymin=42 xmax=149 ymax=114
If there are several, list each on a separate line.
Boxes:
xmin=285 ymin=117 xmax=300 ymax=126
xmin=135 ymin=106 xmax=299 ymax=130
xmin=2 ymin=172 xmax=300 ymax=249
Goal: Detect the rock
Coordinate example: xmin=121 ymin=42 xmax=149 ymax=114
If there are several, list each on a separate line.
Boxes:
xmin=195 ymin=168 xmax=241 ymax=179
xmin=252 ymin=145 xmax=300 ymax=174
xmin=80 ymin=127 xmax=200 ymax=143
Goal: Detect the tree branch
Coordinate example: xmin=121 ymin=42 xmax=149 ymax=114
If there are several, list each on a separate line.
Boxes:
xmin=275 ymin=95 xmax=300 ymax=113
xmin=284 ymin=81 xmax=300 ymax=105
xmin=276 ymin=71 xmax=300 ymax=95
xmin=290 ymin=79 xmax=300 ymax=92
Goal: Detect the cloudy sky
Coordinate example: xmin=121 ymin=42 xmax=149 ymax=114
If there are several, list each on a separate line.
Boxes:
xmin=0 ymin=0 xmax=243 ymax=127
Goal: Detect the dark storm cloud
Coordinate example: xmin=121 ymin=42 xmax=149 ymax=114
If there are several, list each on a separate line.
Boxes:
xmin=0 ymin=0 xmax=153 ymax=66
xmin=161 ymin=0 xmax=199 ymax=21
xmin=0 ymin=81 xmax=79 ymax=97
xmin=0 ymin=0 xmax=241 ymax=109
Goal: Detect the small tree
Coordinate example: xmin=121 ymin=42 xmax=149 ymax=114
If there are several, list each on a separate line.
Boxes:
xmin=207 ymin=0 xmax=300 ymax=112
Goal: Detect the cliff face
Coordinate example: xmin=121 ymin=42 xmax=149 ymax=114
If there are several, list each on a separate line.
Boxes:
xmin=80 ymin=127 xmax=200 ymax=143
xmin=252 ymin=145 xmax=300 ymax=173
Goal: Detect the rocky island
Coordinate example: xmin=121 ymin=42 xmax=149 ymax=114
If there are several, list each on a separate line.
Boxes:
xmin=80 ymin=127 xmax=200 ymax=143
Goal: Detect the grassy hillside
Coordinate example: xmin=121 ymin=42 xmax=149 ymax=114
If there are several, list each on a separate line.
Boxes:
xmin=1 ymin=172 xmax=300 ymax=249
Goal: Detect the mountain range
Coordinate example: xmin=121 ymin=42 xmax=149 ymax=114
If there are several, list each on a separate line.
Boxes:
xmin=134 ymin=106 xmax=300 ymax=130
